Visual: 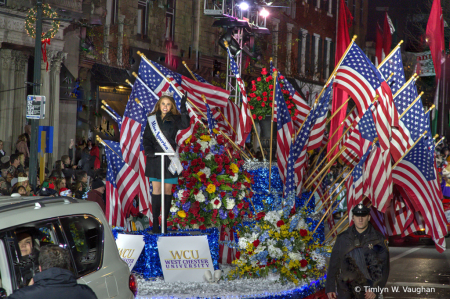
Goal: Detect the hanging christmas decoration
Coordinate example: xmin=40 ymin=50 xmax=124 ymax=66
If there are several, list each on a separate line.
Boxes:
xmin=25 ymin=4 xmax=60 ymax=40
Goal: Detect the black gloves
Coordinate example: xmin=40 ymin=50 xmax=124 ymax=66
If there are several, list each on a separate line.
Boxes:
xmin=180 ymin=92 xmax=188 ymax=114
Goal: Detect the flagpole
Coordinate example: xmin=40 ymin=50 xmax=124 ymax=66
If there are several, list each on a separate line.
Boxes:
xmin=399 ymin=92 xmax=424 ymax=119
xmin=436 ymin=136 xmax=445 ymax=146
xmin=322 ymin=131 xmax=428 ymax=243
xmin=316 ymin=169 xmax=354 ymax=211
xmin=96 ymin=136 xmax=122 ymax=160
xmin=326 ymin=96 xmax=352 ymax=126
xmin=223 ymin=41 xmax=266 ymax=161
xmin=425 ymin=105 xmax=436 ymax=115
xmin=305 ymin=95 xmax=380 ymax=186
xmin=392 ymin=74 xmax=417 ymax=99
xmin=323 ymin=191 xmax=348 ymax=225
xmin=313 ymin=190 xmax=348 ymax=234
xmin=305 ymin=146 xmax=347 ymax=190
xmin=311 ymin=106 xmax=357 ymax=170
xmin=131 ymin=72 xmax=159 ymax=99
xmin=268 ymin=71 xmax=278 ymax=191
xmin=101 ymin=106 xmax=118 ymax=121
xmin=377 ymin=40 xmax=404 ymax=68
xmin=306 ymin=166 xmax=350 ymax=207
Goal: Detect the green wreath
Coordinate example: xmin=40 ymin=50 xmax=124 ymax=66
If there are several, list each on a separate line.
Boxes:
xmin=25 ymin=4 xmax=60 ymax=40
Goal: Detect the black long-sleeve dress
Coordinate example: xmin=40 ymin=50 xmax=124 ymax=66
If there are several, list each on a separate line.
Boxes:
xmin=142 ymin=110 xmax=190 ymax=182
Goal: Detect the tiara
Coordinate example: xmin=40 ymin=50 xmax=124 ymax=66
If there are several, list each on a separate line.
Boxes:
xmin=161 ymin=91 xmax=174 ymax=97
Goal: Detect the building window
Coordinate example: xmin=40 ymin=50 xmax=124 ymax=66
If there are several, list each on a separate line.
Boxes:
xmin=106 ymin=0 xmax=118 ymax=25
xmin=165 ymin=0 xmax=176 ymax=40
xmin=137 ymin=0 xmax=148 ymax=37
xmin=328 ymin=0 xmax=333 ymax=15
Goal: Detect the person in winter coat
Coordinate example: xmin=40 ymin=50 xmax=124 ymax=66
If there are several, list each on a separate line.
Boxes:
xmin=87 ymin=140 xmax=100 ymax=169
xmin=86 ymin=178 xmax=106 ymax=214
xmin=326 ymin=204 xmax=389 ymax=299
xmin=143 ymin=92 xmax=189 ymax=233
xmin=7 ymin=244 xmax=97 ymax=299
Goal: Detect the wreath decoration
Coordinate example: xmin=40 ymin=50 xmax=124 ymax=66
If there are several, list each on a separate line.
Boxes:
xmin=25 ymin=4 xmax=60 ymax=40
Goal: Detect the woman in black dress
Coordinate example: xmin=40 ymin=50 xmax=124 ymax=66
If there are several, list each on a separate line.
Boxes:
xmin=143 ymin=93 xmax=189 ymax=233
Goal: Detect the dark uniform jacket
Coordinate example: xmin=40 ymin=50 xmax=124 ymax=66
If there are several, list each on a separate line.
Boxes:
xmin=7 ymin=267 xmax=98 ymax=299
xmin=142 ymin=110 xmax=189 ymax=179
xmin=326 ymin=223 xmax=389 ymax=299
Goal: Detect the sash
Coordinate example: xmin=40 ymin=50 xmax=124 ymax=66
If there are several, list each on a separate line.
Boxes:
xmin=148 ymin=115 xmax=183 ymax=176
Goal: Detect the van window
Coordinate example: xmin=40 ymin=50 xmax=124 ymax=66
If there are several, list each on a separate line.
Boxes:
xmin=3 ymin=222 xmax=59 ymax=289
xmin=59 ymin=215 xmax=103 ymax=277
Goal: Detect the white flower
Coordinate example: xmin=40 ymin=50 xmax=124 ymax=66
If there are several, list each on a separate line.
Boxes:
xmin=209 ymin=138 xmax=218 ymax=147
xmin=231 ymin=173 xmax=239 ymax=182
xmin=194 ymin=192 xmax=206 ymax=203
xmin=268 ymin=245 xmax=283 ymax=259
xmin=240 ymin=184 xmax=246 ymax=190
xmin=238 ymin=191 xmax=245 ymax=200
xmin=199 ymin=140 xmax=209 ymax=151
xmin=254 ymin=245 xmax=266 ymax=254
xmin=177 ymin=190 xmax=185 ymax=200
xmin=211 ymin=197 xmax=222 ymax=209
xmin=201 ymin=167 xmax=211 ymax=178
xmin=288 ymin=252 xmax=302 ymax=261
xmin=225 ymin=198 xmax=235 ymax=210
xmin=238 ymin=237 xmax=249 ymax=249
xmin=205 ymin=153 xmax=214 ymax=160
xmin=296 ymin=218 xmax=308 ymax=230
xmin=264 ymin=211 xmax=281 ymax=225
xmin=170 ymin=204 xmax=179 ymax=213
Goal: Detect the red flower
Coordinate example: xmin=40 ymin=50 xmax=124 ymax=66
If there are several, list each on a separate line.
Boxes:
xmin=253 ymin=114 xmax=257 ymax=119
xmin=256 ymin=212 xmax=266 ymax=220
xmin=229 ymin=211 xmax=235 ymax=219
xmin=193 ymin=188 xmax=199 ymax=195
xmin=258 ymin=115 xmax=263 ymax=120
xmin=199 ymin=225 xmax=206 ymax=230
xmin=251 ymin=80 xmax=256 ymax=85
xmin=199 ymin=162 xmax=206 ymax=169
xmin=280 ymin=75 xmax=285 ymax=80
xmin=268 ymin=75 xmax=273 ymax=81
xmin=262 ymin=91 xmax=268 ymax=97
xmin=276 ymin=220 xmax=285 ymax=227
xmin=199 ymin=216 xmax=205 ymax=222
xmin=269 ymin=84 xmax=273 ymax=90
xmin=214 ymin=199 xmax=221 ymax=205
xmin=217 ymin=135 xmax=225 ymax=144
xmin=237 ymin=203 xmax=244 ymax=209
xmin=263 ymin=97 xmax=267 ymax=102
xmin=191 ymin=159 xmax=198 ymax=166
xmin=190 ymin=219 xmax=197 ymax=224
xmin=257 ymin=96 xmax=262 ymax=101
xmin=261 ymin=68 xmax=268 ymax=75
xmin=265 ymin=77 xmax=270 ymax=82
xmin=236 ymin=251 xmax=241 ymax=259
xmin=269 ymin=102 xmax=273 ymax=107
xmin=182 ymin=171 xmax=189 ymax=178
xmin=257 ymin=77 xmax=262 ymax=82
xmin=300 ymin=259 xmax=308 ymax=267
xmin=300 ymin=229 xmax=308 ymax=237
xmin=280 ymin=83 xmax=283 ymax=88
xmin=167 ymin=221 xmax=173 ymax=226
xmin=220 ymin=191 xmax=226 ymax=197
xmin=232 ymin=190 xmax=238 ymax=197
xmin=250 ymin=105 xmax=254 ymax=110
xmin=251 ymin=86 xmax=257 ymax=92
xmin=253 ymin=240 xmax=260 ymax=247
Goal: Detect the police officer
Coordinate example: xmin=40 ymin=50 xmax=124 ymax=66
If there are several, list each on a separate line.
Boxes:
xmin=326 ymin=204 xmax=389 ymax=299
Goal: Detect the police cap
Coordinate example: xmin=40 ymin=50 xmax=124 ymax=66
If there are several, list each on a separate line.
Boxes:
xmin=352 ymin=203 xmax=370 ymax=216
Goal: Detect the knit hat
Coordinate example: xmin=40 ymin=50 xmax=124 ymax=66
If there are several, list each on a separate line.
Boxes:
xmin=0 ymin=155 xmax=9 ymax=164
xmin=92 ymin=178 xmax=105 ymax=190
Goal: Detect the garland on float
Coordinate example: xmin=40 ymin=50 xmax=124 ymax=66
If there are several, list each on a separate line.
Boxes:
xmin=25 ymin=4 xmax=60 ymax=40
xmin=228 ymin=193 xmax=331 ymax=285
xmin=168 ymin=122 xmax=254 ymax=230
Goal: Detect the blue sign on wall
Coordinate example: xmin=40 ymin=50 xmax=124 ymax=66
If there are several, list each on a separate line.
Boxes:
xmin=38 ymin=126 xmax=54 ymax=153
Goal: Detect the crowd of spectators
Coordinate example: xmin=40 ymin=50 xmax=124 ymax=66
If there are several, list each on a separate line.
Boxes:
xmin=0 ymin=136 xmax=106 ymax=214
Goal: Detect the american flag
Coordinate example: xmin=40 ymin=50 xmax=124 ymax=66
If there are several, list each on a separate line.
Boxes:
xmin=274 ymin=76 xmax=293 ymax=184
xmin=270 ymin=60 xmax=311 ymax=131
xmin=180 ymin=76 xmax=229 ymax=113
xmin=346 ymin=148 xmax=372 ymax=220
xmin=104 ymin=140 xmax=140 ymax=229
xmin=307 ymin=82 xmax=333 ymax=151
xmin=120 ymin=77 xmax=155 ymax=221
xmin=285 ymin=110 xmax=314 ymax=196
xmin=392 ymin=141 xmax=447 ymax=252
xmin=216 ymin=101 xmax=240 ymax=141
xmin=138 ymin=59 xmax=183 ymax=107
xmin=370 ymin=208 xmax=388 ymax=236
xmin=104 ymin=105 xmax=122 ymax=129
xmin=333 ymin=43 xmax=393 ymax=152
xmin=193 ymin=72 xmax=208 ymax=83
xmin=226 ymin=47 xmax=252 ymax=146
xmin=378 ymin=46 xmax=406 ymax=97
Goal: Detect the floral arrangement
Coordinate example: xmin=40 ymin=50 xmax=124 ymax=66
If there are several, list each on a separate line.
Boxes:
xmin=247 ymin=68 xmax=298 ymax=121
xmin=168 ymin=123 xmax=254 ymax=230
xmin=228 ymin=193 xmax=329 ymax=284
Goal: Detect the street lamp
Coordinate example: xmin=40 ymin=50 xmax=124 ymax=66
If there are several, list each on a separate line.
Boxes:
xmin=260 ymin=8 xmax=269 ymax=18
xmin=239 ymin=2 xmax=249 ymax=10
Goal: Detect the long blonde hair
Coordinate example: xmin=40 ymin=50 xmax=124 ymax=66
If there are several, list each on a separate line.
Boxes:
xmin=149 ymin=96 xmax=180 ymax=116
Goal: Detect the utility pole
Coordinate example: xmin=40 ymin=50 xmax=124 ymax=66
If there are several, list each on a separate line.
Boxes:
xmin=29 ymin=0 xmax=43 ymax=190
